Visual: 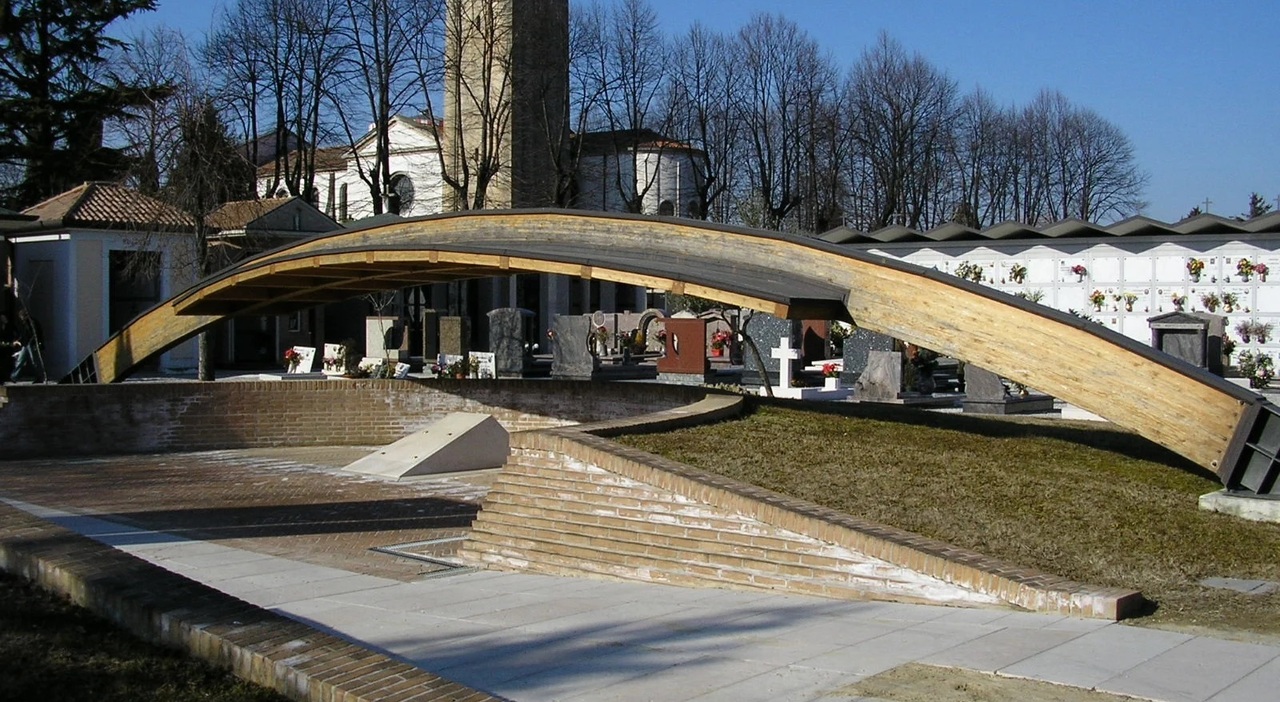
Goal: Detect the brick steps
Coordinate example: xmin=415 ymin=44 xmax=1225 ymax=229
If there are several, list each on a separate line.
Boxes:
xmin=462 ymin=454 xmax=974 ymax=606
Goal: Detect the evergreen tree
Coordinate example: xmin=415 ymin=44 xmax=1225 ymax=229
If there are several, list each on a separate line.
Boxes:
xmin=0 ymin=0 xmax=164 ymax=208
xmin=1246 ymin=192 xmax=1274 ymax=220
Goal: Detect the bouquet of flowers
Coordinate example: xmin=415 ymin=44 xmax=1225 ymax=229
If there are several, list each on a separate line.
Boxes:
xmin=1070 ymin=264 xmax=1088 ymax=278
xmin=822 ymin=363 xmax=840 ymax=378
xmin=710 ymin=329 xmax=732 ymax=350
xmin=283 ymin=347 xmax=301 ymax=371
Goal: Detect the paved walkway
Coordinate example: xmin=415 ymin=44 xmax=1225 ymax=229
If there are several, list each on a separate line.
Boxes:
xmin=1 ymin=450 xmax=1278 ymax=701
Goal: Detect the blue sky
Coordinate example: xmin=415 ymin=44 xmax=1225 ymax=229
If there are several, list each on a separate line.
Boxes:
xmin=118 ymin=0 xmax=1278 ymax=224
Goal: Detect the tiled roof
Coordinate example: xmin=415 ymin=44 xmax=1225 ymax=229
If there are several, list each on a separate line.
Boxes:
xmin=255 ymin=146 xmax=350 ymax=179
xmin=21 ymin=182 xmax=195 ymax=230
xmin=206 ymin=197 xmax=294 ymax=230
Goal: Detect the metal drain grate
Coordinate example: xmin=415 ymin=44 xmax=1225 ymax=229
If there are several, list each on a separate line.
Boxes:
xmin=370 ymin=536 xmax=476 ymax=578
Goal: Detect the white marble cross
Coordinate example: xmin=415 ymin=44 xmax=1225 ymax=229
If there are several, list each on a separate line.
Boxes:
xmin=770 ymin=337 xmax=801 ymax=389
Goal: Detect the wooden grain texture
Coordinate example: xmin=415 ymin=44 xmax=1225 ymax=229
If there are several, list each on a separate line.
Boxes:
xmin=92 ymin=210 xmax=1258 ymax=474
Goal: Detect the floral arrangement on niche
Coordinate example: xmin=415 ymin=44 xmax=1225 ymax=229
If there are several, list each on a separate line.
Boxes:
xmin=1089 ymin=289 xmax=1107 ymax=310
xmin=710 ymin=329 xmax=732 ymax=351
xmin=1237 ymin=320 xmax=1275 ymax=344
xmin=1222 ymin=337 xmax=1237 ymax=359
xmin=283 ymin=347 xmax=301 ymax=371
xmin=953 ymin=261 xmax=983 ymax=283
xmin=1070 ymin=264 xmax=1088 ymax=281
xmin=1255 ymin=263 xmax=1270 ymax=281
xmin=1186 ymin=257 xmax=1205 ymax=281
xmin=1200 ymin=292 xmax=1221 ymax=312
xmin=1222 ymin=292 xmax=1239 ymax=313
xmin=1237 ymin=350 xmax=1275 ymax=389
xmin=1170 ymin=292 xmax=1187 ymax=311
xmin=822 ymin=363 xmax=840 ymax=378
xmin=1237 ymin=258 xmax=1255 ymax=281
xmin=1008 ymin=263 xmax=1027 ymax=284
xmin=1122 ymin=291 xmax=1139 ymax=311
xmin=322 ymin=347 xmax=345 ymax=372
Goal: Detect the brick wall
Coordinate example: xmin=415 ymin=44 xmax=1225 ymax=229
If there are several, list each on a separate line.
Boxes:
xmin=0 ymin=380 xmax=709 ymax=459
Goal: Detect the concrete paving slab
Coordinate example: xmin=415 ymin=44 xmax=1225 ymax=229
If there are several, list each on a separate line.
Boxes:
xmin=1098 ymin=635 xmax=1280 ymax=702
xmin=241 ymin=573 xmax=393 ymax=607
xmin=683 ymin=665 xmax=863 ymax=702
xmin=465 ymin=596 xmax=615 ymax=628
xmin=559 ymin=654 xmax=783 ymax=702
xmin=920 ymin=626 xmax=1087 ymax=672
xmin=1207 ymin=655 xmax=1280 ymax=702
xmin=797 ymin=624 xmax=992 ymax=677
xmin=473 ymin=643 xmax=696 ymax=702
xmin=1002 ymin=624 xmax=1192 ymax=689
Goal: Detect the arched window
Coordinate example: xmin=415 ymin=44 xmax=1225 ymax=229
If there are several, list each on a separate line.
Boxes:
xmin=387 ymin=173 xmax=414 ymax=215
xmin=658 ymin=200 xmax=674 ymax=216
xmin=687 ymin=199 xmax=703 ymax=219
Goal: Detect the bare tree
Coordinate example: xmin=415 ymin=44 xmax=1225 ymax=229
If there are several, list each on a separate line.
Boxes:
xmin=667 ymin=23 xmax=741 ymax=221
xmin=332 ymin=0 xmax=440 ymax=215
xmin=844 ymin=33 xmax=958 ymax=231
xmin=112 ymin=26 xmax=195 ymax=195
xmin=734 ymin=14 xmax=833 ymax=231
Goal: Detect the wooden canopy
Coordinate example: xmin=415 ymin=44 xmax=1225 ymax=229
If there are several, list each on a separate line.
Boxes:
xmin=73 ymin=209 xmax=1280 ymax=496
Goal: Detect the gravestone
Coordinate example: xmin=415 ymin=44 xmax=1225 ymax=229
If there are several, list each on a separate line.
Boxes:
xmin=962 ymin=365 xmax=1055 ymax=415
xmin=471 ymin=351 xmax=496 ymax=379
xmin=800 ymin=320 xmax=828 ymax=363
xmin=488 ymin=307 xmax=531 ymax=378
xmin=855 ymin=351 xmax=902 ymax=402
xmin=1149 ymin=311 xmax=1224 ymax=376
xmin=742 ymin=313 xmax=800 ymax=389
xmin=288 ymin=346 xmax=317 ymax=374
xmin=321 ymin=343 xmax=346 ymax=375
xmin=550 ymin=315 xmax=595 ymax=380
xmin=657 ymin=317 xmax=710 ymax=384
xmin=420 ymin=309 xmax=440 ymax=361
xmin=759 ymin=337 xmax=852 ymax=400
xmin=440 ymin=316 xmax=471 ymax=357
xmin=842 ymin=328 xmax=896 ymax=383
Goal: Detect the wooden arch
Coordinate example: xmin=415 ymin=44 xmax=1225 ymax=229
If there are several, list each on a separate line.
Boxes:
xmin=76 ymin=210 xmax=1280 ymax=495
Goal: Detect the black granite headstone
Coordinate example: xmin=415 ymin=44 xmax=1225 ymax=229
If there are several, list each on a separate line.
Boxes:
xmin=741 ymin=313 xmax=800 ymax=388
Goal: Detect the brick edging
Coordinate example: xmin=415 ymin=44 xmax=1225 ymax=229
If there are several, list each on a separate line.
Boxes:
xmin=507 ymin=397 xmax=1144 ymax=620
xmin=0 ymin=503 xmax=507 ymax=702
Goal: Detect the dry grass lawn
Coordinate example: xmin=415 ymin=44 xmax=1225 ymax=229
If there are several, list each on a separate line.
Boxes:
xmin=617 ymin=401 xmax=1280 ymax=639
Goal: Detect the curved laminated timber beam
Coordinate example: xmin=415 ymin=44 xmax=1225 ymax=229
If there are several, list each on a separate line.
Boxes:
xmin=75 ymin=209 xmax=1280 ymax=497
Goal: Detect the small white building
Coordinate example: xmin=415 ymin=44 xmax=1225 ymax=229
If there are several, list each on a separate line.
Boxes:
xmin=573 ymin=129 xmax=704 ymax=216
xmin=8 ymin=182 xmax=201 ymax=378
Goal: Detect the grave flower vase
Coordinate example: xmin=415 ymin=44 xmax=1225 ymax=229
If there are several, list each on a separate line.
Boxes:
xmin=711 ymin=346 xmax=723 ymax=357
xmin=824 ymin=377 xmax=840 ymax=391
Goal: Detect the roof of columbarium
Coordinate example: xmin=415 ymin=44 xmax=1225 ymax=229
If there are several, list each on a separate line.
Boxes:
xmin=819 ymin=212 xmax=1280 ymax=245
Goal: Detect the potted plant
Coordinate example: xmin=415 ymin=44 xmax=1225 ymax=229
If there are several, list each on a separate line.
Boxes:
xmin=283 ymin=347 xmax=301 ymax=372
xmin=1070 ymin=264 xmax=1088 ymax=282
xmin=1089 ymin=289 xmax=1106 ymax=311
xmin=1237 ymin=350 xmax=1275 ymax=389
xmin=1237 ymin=319 xmax=1254 ymax=343
xmin=1201 ymin=292 xmax=1221 ymax=312
xmin=1254 ymin=321 xmax=1274 ymax=345
xmin=1237 ymin=258 xmax=1255 ymax=282
xmin=710 ymin=329 xmax=732 ymax=357
xmin=1009 ymin=263 xmax=1028 ymax=284
xmin=1187 ymin=257 xmax=1205 ymax=282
